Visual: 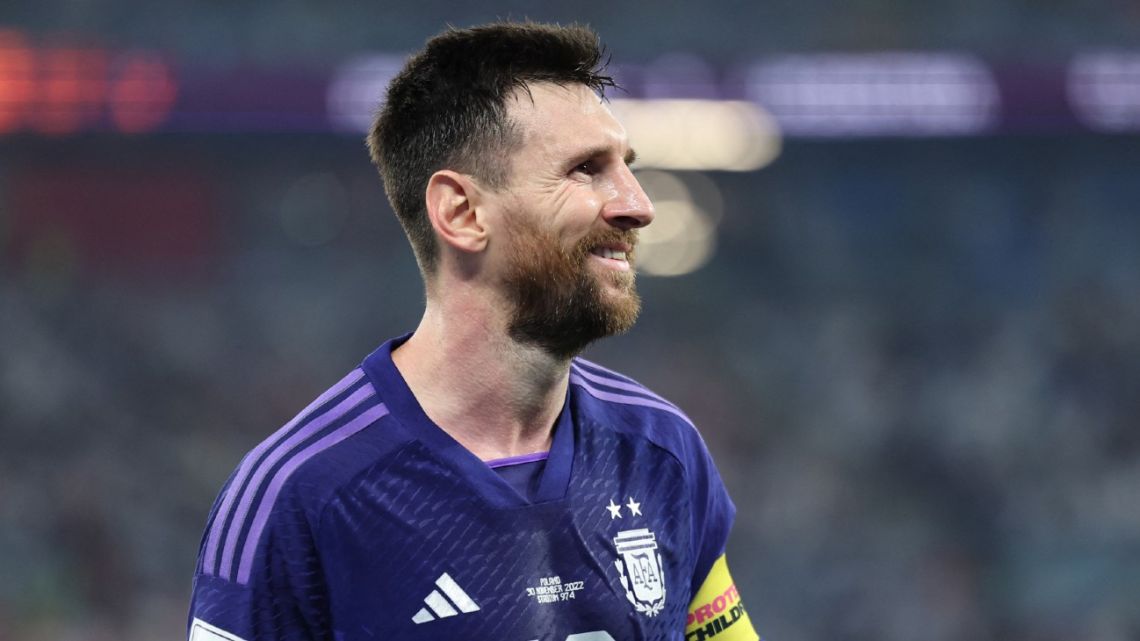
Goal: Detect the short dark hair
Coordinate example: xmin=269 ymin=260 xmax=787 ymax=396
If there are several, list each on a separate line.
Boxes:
xmin=367 ymin=22 xmax=616 ymax=276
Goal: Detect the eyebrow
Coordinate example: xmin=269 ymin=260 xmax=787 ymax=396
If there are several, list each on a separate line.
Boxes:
xmin=575 ymin=146 xmax=638 ymax=166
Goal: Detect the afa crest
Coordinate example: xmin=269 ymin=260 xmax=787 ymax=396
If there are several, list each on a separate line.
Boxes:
xmin=613 ymin=528 xmax=666 ymax=617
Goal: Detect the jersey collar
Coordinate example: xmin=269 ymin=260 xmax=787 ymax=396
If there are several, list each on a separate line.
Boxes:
xmin=361 ymin=334 xmax=575 ymax=508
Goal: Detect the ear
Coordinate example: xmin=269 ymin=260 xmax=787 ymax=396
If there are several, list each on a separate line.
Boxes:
xmin=425 ymin=170 xmax=488 ymax=255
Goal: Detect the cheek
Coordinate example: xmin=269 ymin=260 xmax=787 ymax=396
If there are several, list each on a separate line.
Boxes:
xmin=557 ymin=191 xmax=603 ymax=230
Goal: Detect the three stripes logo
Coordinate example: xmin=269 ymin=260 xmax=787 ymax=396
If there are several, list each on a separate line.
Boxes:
xmin=412 ymin=572 xmax=481 ymax=625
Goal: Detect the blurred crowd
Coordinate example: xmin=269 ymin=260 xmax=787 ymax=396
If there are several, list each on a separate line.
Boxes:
xmin=7 ymin=0 xmax=1140 ymax=64
xmin=1 ymin=133 xmax=1137 ymax=640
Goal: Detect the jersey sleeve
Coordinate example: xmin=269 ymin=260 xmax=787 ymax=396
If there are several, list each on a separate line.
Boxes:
xmin=686 ymin=430 xmax=737 ymax=600
xmin=188 ymin=478 xmax=332 ymax=641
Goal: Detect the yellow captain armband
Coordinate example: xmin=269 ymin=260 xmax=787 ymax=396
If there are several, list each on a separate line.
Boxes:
xmin=685 ymin=554 xmax=759 ymax=641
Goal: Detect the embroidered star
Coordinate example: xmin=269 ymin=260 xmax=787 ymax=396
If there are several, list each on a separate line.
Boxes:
xmin=626 ymin=497 xmax=642 ymax=517
xmin=607 ymin=499 xmax=623 ymax=519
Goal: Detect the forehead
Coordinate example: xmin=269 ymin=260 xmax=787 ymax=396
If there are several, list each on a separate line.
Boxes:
xmin=505 ymin=82 xmax=628 ymax=159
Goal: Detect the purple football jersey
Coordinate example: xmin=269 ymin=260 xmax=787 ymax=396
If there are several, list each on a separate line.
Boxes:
xmin=189 ymin=334 xmax=736 ymax=641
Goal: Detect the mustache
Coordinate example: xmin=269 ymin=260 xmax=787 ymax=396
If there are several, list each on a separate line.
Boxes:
xmin=576 ymin=228 xmax=639 ymax=255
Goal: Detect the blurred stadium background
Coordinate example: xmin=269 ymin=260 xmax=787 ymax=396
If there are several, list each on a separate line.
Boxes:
xmin=2 ymin=2 xmax=1140 ymax=640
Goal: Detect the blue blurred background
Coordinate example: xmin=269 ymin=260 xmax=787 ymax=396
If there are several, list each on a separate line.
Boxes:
xmin=2 ymin=3 xmax=1139 ymax=640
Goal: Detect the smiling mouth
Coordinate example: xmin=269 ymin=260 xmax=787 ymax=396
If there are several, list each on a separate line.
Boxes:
xmin=590 ymin=247 xmax=629 ymax=261
xmin=582 ymin=231 xmax=638 ymax=271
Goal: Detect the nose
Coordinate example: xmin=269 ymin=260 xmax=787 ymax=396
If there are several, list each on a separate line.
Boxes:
xmin=602 ymin=165 xmax=655 ymax=230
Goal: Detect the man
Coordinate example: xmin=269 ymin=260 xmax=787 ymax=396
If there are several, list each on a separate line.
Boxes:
xmin=189 ymin=22 xmax=759 ymax=641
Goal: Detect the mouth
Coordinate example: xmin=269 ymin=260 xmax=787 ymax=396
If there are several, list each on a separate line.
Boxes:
xmin=588 ymin=242 xmax=634 ymax=272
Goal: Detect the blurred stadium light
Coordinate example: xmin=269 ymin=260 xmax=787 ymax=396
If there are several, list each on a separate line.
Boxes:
xmin=634 ymin=170 xmax=724 ymax=276
xmin=0 ymin=28 xmax=176 ymax=135
xmin=108 ymin=53 xmax=179 ymax=133
xmin=326 ymin=54 xmax=404 ymax=132
xmin=1067 ymin=52 xmax=1140 ymax=132
xmin=7 ymin=27 xmax=1140 ymax=140
xmin=744 ymin=53 xmax=1001 ymax=136
xmin=610 ymin=99 xmax=782 ymax=171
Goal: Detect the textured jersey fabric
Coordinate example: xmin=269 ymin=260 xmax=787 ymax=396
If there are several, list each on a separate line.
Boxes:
xmin=188 ymin=334 xmax=736 ymax=641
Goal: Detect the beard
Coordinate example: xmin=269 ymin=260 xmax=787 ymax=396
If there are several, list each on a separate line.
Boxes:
xmin=501 ymin=218 xmax=641 ymax=360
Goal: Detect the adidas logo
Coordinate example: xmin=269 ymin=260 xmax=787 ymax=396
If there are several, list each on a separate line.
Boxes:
xmin=411 ymin=572 xmax=481 ymax=624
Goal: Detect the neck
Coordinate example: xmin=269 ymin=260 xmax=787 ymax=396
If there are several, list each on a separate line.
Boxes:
xmin=391 ymin=290 xmax=571 ymax=461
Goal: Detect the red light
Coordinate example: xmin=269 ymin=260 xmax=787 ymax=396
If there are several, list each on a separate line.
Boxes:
xmin=31 ymin=46 xmax=107 ymax=135
xmin=109 ymin=53 xmax=177 ymax=133
xmin=0 ymin=29 xmax=35 ymax=133
xmin=0 ymin=30 xmax=175 ymax=135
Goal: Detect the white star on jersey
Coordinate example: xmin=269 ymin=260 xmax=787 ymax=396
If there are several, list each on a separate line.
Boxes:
xmin=606 ymin=499 xmax=622 ymax=519
xmin=626 ymin=497 xmax=641 ymax=516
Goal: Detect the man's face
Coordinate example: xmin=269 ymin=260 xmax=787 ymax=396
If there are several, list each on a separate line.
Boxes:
xmin=490 ymin=83 xmax=655 ymax=358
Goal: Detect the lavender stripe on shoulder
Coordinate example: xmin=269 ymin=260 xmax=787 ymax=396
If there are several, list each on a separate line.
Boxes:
xmin=569 ymin=373 xmax=694 ymax=427
xmin=217 ymin=384 xmax=376 ymax=579
xmin=236 ymin=402 xmax=391 ymax=585
xmin=570 ymin=362 xmax=673 ymax=405
xmin=202 ymin=368 xmax=365 ymax=575
xmin=573 ymin=357 xmax=641 ymax=385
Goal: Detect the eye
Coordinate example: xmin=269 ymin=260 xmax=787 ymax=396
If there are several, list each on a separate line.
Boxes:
xmin=571 ymin=159 xmax=599 ymax=177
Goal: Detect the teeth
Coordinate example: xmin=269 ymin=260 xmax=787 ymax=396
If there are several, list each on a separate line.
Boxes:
xmin=596 ymin=248 xmax=627 ymax=261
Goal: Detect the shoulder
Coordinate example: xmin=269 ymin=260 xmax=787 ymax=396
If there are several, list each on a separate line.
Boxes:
xmin=197 ymin=368 xmax=406 ymax=584
xmin=235 ymin=368 xmax=401 ymax=510
xmin=569 ymin=357 xmax=709 ymax=467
